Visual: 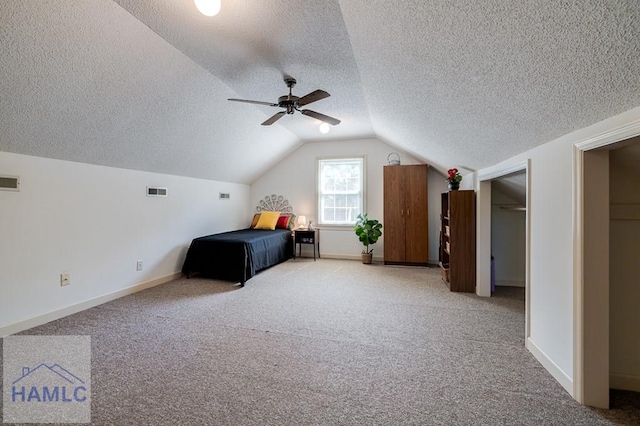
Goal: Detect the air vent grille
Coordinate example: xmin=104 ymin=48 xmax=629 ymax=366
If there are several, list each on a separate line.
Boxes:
xmin=147 ymin=187 xmax=168 ymax=197
xmin=219 ymin=192 xmax=230 ymax=200
xmin=0 ymin=175 xmax=19 ymax=191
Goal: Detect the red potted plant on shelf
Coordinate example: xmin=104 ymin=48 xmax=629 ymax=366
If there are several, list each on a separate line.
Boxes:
xmin=446 ymin=168 xmax=462 ymax=190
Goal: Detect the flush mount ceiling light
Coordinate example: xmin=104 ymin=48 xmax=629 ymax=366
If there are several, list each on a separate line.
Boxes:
xmin=194 ymin=0 xmax=221 ymax=16
xmin=319 ymin=123 xmax=330 ymax=134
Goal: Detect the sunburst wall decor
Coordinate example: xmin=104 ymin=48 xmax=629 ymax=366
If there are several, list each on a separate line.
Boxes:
xmin=256 ymin=194 xmax=293 ymax=213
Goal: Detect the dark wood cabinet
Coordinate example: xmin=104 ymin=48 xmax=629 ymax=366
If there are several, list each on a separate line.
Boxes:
xmin=383 ymin=164 xmax=429 ymax=265
xmin=439 ymin=190 xmax=476 ymax=292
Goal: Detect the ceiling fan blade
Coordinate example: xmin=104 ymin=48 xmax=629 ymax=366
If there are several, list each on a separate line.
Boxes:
xmin=261 ymin=111 xmax=286 ymax=125
xmin=297 ymin=90 xmax=330 ymax=107
xmin=301 ymin=109 xmax=341 ymax=125
xmin=228 ymin=98 xmax=278 ymax=107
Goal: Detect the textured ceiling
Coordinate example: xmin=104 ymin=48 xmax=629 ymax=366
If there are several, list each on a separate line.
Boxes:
xmin=1 ymin=1 xmax=639 ymax=183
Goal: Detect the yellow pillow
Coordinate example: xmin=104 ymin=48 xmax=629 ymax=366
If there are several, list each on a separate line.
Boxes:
xmin=253 ymin=211 xmax=280 ymax=230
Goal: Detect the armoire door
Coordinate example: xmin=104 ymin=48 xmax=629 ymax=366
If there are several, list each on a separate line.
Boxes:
xmin=404 ymin=165 xmax=429 ymax=264
xmin=383 ymin=166 xmax=406 ymax=263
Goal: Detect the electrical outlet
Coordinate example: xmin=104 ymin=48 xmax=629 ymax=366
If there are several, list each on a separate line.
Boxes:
xmin=136 ymin=260 xmax=143 ymax=271
xmin=60 ymin=272 xmax=70 ymax=286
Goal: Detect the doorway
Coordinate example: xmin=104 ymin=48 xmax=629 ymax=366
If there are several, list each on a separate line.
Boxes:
xmin=574 ymin=130 xmax=640 ymax=408
xmin=477 ymin=161 xmax=531 ymax=340
xmin=491 ymin=172 xmax=527 ymax=293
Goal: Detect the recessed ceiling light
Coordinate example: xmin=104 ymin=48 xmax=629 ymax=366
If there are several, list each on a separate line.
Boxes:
xmin=194 ymin=0 xmax=221 ymax=16
xmin=319 ymin=123 xmax=330 ymax=134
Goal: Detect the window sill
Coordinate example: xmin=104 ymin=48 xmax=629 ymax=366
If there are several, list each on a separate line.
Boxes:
xmin=316 ymin=224 xmax=355 ymax=231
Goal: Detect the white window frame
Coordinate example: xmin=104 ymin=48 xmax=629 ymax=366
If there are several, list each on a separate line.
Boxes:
xmin=316 ymin=157 xmax=365 ymax=227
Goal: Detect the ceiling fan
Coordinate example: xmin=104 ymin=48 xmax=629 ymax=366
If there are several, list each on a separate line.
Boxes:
xmin=228 ymin=77 xmax=341 ymax=126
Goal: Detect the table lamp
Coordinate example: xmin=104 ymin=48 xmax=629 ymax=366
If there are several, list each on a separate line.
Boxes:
xmin=297 ymin=215 xmax=307 ymax=229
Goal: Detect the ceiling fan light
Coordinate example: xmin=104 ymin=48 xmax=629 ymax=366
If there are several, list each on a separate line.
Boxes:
xmin=319 ymin=123 xmax=330 ymax=134
xmin=194 ymin=0 xmax=221 ymax=16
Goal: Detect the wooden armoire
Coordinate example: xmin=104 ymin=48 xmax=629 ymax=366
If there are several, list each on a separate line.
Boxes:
xmin=383 ymin=164 xmax=429 ymax=265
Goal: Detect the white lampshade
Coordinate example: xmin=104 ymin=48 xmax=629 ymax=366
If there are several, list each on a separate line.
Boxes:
xmin=194 ymin=0 xmax=221 ymax=16
xmin=297 ymin=215 xmax=307 ymax=229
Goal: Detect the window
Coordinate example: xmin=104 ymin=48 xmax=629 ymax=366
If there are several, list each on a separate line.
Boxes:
xmin=317 ymin=157 xmax=364 ymax=225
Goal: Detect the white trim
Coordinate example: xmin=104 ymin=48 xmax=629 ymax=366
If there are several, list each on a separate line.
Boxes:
xmin=315 ymin=225 xmax=355 ymax=231
xmin=0 ymin=272 xmax=182 ymax=337
xmin=477 ymin=160 xmax=529 ymax=181
xmin=610 ymin=372 xmax=640 ymax=393
xmin=574 ymin=118 xmax=640 ymax=151
xmin=524 ymin=160 xmax=531 ymax=341
xmin=527 ymin=337 xmax=574 ymax=395
xmin=572 ymin=116 xmax=640 ymax=405
xmin=572 ymin=145 xmax=585 ymax=404
xmin=476 ymin=180 xmax=492 ymax=297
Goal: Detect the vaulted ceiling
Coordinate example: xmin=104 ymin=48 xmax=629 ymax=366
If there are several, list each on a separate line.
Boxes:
xmin=1 ymin=1 xmax=639 ymax=184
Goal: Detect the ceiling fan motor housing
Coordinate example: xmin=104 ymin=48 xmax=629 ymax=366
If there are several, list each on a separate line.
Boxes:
xmin=278 ymin=95 xmax=300 ymax=114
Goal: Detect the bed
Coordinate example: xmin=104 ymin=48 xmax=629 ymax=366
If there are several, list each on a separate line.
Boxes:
xmin=181 ymin=195 xmax=295 ymax=286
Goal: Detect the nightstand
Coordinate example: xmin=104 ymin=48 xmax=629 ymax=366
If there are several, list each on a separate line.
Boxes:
xmin=293 ymin=229 xmax=320 ymax=261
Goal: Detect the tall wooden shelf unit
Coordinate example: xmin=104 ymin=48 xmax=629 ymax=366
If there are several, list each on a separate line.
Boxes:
xmin=439 ymin=190 xmax=476 ymax=292
xmin=383 ymin=164 xmax=429 ymax=266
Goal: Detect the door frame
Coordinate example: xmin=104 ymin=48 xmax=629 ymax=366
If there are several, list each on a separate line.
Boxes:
xmin=572 ymin=118 xmax=640 ymax=407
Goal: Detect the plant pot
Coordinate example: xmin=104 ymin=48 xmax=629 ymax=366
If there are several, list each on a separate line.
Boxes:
xmin=361 ymin=253 xmax=373 ymax=264
xmin=448 ymin=181 xmax=460 ymax=190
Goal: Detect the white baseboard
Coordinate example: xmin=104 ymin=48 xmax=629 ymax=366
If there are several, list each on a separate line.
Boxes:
xmin=610 ymin=372 xmax=640 ymax=392
xmin=496 ymin=280 xmax=525 ymax=287
xmin=310 ymin=254 xmax=436 ymax=266
xmin=526 ymin=337 xmax=574 ymax=397
xmin=0 ymin=272 xmax=182 ymax=337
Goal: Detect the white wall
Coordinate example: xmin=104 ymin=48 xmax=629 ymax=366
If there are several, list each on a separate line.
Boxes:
xmin=491 ymin=189 xmax=526 ymax=287
xmin=609 ymin=143 xmax=640 ymax=391
xmin=474 ymin=105 xmax=640 ymax=396
xmin=428 ymin=168 xmax=449 ymax=264
xmin=250 ymin=138 xmax=447 ymax=262
xmin=0 ymin=152 xmax=249 ymax=334
xmin=476 ymin=137 xmax=576 ymax=392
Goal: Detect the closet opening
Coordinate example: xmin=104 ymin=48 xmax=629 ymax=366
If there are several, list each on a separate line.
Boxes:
xmin=477 ymin=161 xmax=531 ymax=339
xmin=575 ymin=134 xmax=640 ymax=409
xmin=490 ymin=172 xmax=527 ymax=302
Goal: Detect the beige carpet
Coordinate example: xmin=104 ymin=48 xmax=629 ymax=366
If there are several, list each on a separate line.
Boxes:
xmin=2 ymin=259 xmax=639 ymax=425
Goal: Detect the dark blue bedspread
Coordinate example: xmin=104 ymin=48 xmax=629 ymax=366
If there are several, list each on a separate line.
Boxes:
xmin=181 ymin=228 xmax=293 ymax=284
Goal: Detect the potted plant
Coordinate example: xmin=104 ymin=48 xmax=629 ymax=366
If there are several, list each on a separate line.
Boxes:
xmin=354 ymin=213 xmax=383 ymax=264
xmin=446 ymin=168 xmax=462 ymax=190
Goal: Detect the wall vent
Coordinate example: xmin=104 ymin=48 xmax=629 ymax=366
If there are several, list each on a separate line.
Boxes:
xmin=147 ymin=187 xmax=168 ymax=197
xmin=0 ymin=175 xmax=20 ymax=191
xmin=219 ymin=192 xmax=230 ymax=200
